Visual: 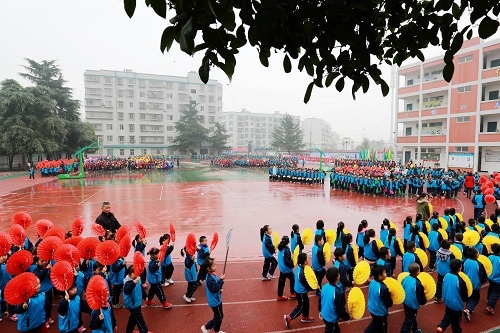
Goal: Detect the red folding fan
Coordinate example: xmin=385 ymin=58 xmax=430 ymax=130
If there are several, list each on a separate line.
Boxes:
xmin=86 ymin=275 xmax=109 ymax=310
xmin=54 ymin=244 xmax=81 ymax=266
xmin=158 ymin=239 xmax=169 ymax=263
xmin=8 ymin=224 xmax=26 ymax=247
xmin=96 ymin=240 xmax=120 ymax=265
xmin=12 ymin=211 xmax=32 ymax=230
xmin=72 ymin=217 xmax=84 ymax=237
xmin=210 ymin=232 xmax=219 ymax=252
xmin=6 ymin=250 xmax=33 ymax=276
xmin=4 ymin=272 xmax=39 ymax=305
xmin=44 ymin=226 xmax=66 ymax=240
xmin=50 ymin=261 xmax=75 ymax=291
xmin=169 ymin=223 xmax=176 ymax=242
xmin=35 ymin=219 xmax=53 ymax=237
xmin=0 ymin=232 xmax=12 ymax=256
xmin=119 ymin=235 xmax=131 ymax=258
xmin=133 ymin=251 xmax=145 ymax=277
xmin=63 ymin=236 xmax=82 ymax=247
xmin=91 ymin=224 xmax=106 ymax=237
xmin=116 ymin=225 xmax=131 ymax=243
xmin=185 ymin=233 xmax=197 ymax=256
xmin=135 ymin=221 xmax=146 ymax=239
xmin=37 ymin=236 xmax=63 ymax=261
xmin=77 ymin=237 xmax=100 ymax=260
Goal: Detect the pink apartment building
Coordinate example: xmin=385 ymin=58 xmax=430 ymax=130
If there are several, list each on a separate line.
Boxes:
xmin=396 ymin=37 xmax=500 ymax=172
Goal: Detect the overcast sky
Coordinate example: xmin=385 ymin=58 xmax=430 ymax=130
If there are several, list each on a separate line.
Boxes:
xmin=0 ymin=1 xmax=492 ymax=144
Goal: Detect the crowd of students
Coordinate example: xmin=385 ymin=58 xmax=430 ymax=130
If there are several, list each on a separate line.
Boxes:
xmin=260 ymin=208 xmax=500 ymax=333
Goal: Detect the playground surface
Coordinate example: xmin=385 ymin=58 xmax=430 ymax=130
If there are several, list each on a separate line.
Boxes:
xmin=1 ymin=164 xmax=500 ymax=332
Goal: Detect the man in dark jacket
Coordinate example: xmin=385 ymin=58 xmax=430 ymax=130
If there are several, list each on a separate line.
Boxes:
xmin=95 ymin=202 xmax=121 ymax=233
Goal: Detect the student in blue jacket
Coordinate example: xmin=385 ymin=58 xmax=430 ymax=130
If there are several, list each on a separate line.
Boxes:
xmin=399 ymin=263 xmax=427 ymax=333
xmin=196 ymin=236 xmax=210 ymax=284
xmin=312 ymin=235 xmax=326 ymax=295
xmin=472 ymin=189 xmax=486 ymax=220
xmin=58 ymin=284 xmax=81 ymax=333
xmin=290 ymin=224 xmax=304 ymax=254
xmin=145 ymin=248 xmax=172 ymax=309
xmin=402 ymin=241 xmax=423 ymax=273
xmin=463 ymin=247 xmax=488 ymax=321
xmin=200 ymin=258 xmax=225 ymax=333
xmin=110 ymin=257 xmax=126 ymax=309
xmin=277 ymin=236 xmax=296 ymax=301
xmin=123 ymin=265 xmax=150 ymax=333
xmin=33 ymin=257 xmax=54 ymax=328
xmin=260 ymin=225 xmax=277 ymax=281
xmin=428 ymin=223 xmax=444 ymax=272
xmin=487 ymin=243 xmax=500 ymax=314
xmin=284 ymin=253 xmax=316 ymax=328
xmin=376 ymin=247 xmax=393 ymax=278
xmin=159 ymin=234 xmax=175 ymax=286
xmin=363 ymin=264 xmax=393 ymax=333
xmin=181 ymin=247 xmax=198 ymax=303
xmin=89 ymin=302 xmax=114 ymax=333
xmin=436 ymin=259 xmax=469 ymax=333
xmin=318 ymin=267 xmax=350 ymax=333
xmin=333 ymin=248 xmax=353 ymax=293
xmin=15 ymin=278 xmax=46 ymax=333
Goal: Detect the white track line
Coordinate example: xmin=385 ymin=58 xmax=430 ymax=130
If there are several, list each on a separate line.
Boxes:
xmin=78 ymin=189 xmax=103 ymax=205
xmin=220 ymin=184 xmax=236 ymax=196
xmin=211 ymin=184 xmax=225 ymax=196
xmin=481 ymin=326 xmax=500 ymax=333
xmin=159 ymin=186 xmax=163 ymax=200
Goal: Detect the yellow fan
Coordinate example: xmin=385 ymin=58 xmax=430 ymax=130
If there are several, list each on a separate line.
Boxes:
xmin=450 ymin=245 xmax=463 ymax=260
xmin=438 ymin=217 xmax=448 ymax=231
xmin=353 ymin=261 xmax=370 ymax=285
xmin=376 ymin=239 xmax=384 ymax=250
xmin=438 ymin=229 xmax=448 ymax=241
xmin=396 ymin=237 xmax=405 ymax=255
xmin=418 ymin=272 xmax=437 ymax=300
xmin=302 ymin=228 xmax=313 ymax=246
xmin=425 ymin=221 xmax=431 ymax=233
xmin=384 ymin=277 xmax=405 ymax=304
xmin=458 ymin=271 xmax=473 ymax=297
xmin=478 ymin=254 xmax=493 ymax=277
xmin=428 ymin=203 xmax=433 ymax=214
xmin=323 ymin=242 xmax=331 ymax=263
xmin=475 ymin=225 xmax=484 ymax=234
xmin=397 ymin=272 xmax=409 ymax=283
xmin=419 ymin=232 xmax=430 ymax=249
xmin=304 ymin=265 xmax=319 ymax=289
xmin=292 ymin=246 xmax=300 ymax=266
xmin=485 ymin=219 xmax=494 ymax=228
xmin=353 ymin=245 xmax=359 ymax=264
xmin=415 ymin=248 xmax=428 ymax=268
xmin=325 ymin=229 xmax=336 ymax=245
xmin=343 ymin=228 xmax=350 ymax=235
xmin=273 ymin=231 xmax=279 ymax=247
xmin=389 ymin=221 xmax=398 ymax=234
xmin=462 ymin=230 xmax=480 ymax=247
xmin=455 ymin=212 xmax=463 ymax=222
xmin=483 ymin=235 xmax=500 ymax=253
xmin=347 ymin=287 xmax=365 ymax=320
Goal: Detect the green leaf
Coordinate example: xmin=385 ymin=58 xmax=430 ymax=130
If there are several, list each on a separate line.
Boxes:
xmin=160 ymin=26 xmax=176 ymax=53
xmin=149 ymin=0 xmax=167 ymax=18
xmin=180 ymin=32 xmax=194 ymax=54
xmin=380 ymin=79 xmax=389 ymax=97
xmin=124 ymin=0 xmax=136 ymax=18
xmin=219 ymin=62 xmax=235 ymax=82
xmin=443 ymin=61 xmax=455 ymax=82
xmin=181 ymin=17 xmax=194 ymax=37
xmin=304 ymin=82 xmax=314 ymax=104
xmin=335 ymin=77 xmax=345 ymax=92
xmin=193 ymin=43 xmax=209 ymax=53
xmin=305 ymin=58 xmax=314 ymax=76
xmin=478 ymin=16 xmax=500 ymax=39
xmin=259 ymin=51 xmax=269 ymax=67
xmin=283 ymin=55 xmax=292 ymax=73
xmin=325 ymin=72 xmax=339 ymax=87
xmin=466 ymin=29 xmax=473 ymax=40
xmin=450 ymin=32 xmax=463 ymax=54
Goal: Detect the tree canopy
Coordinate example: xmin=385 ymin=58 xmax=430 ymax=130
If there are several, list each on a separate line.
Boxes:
xmin=172 ymin=100 xmax=209 ymax=153
xmin=209 ymin=122 xmax=231 ymax=155
xmin=124 ymin=0 xmax=500 ymax=102
xmin=271 ymin=113 xmax=304 ymax=153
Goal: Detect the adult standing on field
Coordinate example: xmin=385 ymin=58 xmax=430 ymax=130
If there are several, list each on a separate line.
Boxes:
xmin=416 ymin=193 xmax=431 ymax=224
xmin=464 ymin=172 xmax=475 ymax=199
xmin=95 ymin=201 xmax=121 ymax=233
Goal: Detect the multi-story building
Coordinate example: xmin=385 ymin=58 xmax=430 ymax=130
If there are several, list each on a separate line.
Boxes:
xmin=222 ymin=110 xmax=300 ymax=152
xmin=301 ymin=118 xmax=339 ymax=151
xmin=84 ymin=70 xmax=223 ymax=156
xmin=396 ymin=37 xmax=500 ymax=172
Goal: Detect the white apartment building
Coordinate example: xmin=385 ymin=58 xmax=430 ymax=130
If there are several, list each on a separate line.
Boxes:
xmin=84 ymin=70 xmax=223 ymax=156
xmin=222 ymin=110 xmax=300 ymax=152
xmin=301 ymin=118 xmax=339 ymax=150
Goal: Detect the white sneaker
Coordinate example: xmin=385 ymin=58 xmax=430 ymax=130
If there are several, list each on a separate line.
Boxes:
xmin=167 ymin=279 xmax=174 ymax=284
xmin=183 ymin=295 xmax=192 ymax=303
xmin=266 ymin=274 xmax=276 ymax=279
xmin=163 ymin=282 xmax=170 ymax=287
xmin=190 ymin=297 xmax=196 ymax=302
xmin=201 ymin=325 xmax=209 ymax=333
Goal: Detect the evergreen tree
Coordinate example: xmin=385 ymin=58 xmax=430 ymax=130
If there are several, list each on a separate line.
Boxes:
xmin=171 ymin=100 xmax=209 ymax=154
xmin=209 ymin=122 xmax=230 ymax=155
xmin=271 ymin=114 xmax=304 ymax=153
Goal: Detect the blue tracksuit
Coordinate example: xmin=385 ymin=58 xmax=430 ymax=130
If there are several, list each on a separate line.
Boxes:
xmin=318 ymin=282 xmax=350 ymax=324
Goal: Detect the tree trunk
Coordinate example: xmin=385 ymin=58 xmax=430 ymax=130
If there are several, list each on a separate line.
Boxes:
xmin=8 ymin=155 xmax=13 ymax=171
xmin=22 ymin=154 xmax=26 ymax=170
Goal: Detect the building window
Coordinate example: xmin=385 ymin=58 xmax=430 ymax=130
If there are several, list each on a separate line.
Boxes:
xmin=209 ymin=106 xmax=215 ymax=113
xmin=118 ymin=124 xmax=123 ymax=130
xmin=140 ymin=91 xmax=145 ymax=97
xmin=118 ymin=112 xmax=124 ymax=120
xmin=130 ymin=149 xmax=135 ymax=156
xmin=119 ymin=149 xmax=125 ymax=156
xmin=405 ymin=127 xmax=412 ymax=136
xmin=491 ymin=59 xmax=500 ymax=68
xmin=487 ymin=121 xmax=498 ymax=133
xmin=105 ymin=101 xmax=113 ymax=108
xmin=118 ymin=136 xmax=124 ymax=142
xmin=139 ymin=102 xmax=146 ymax=109
xmin=103 ymin=88 xmax=112 ymax=96
xmin=199 ymin=116 xmax=205 ymax=123
xmin=106 ymin=135 xmax=113 ymax=142
xmin=117 ymin=101 xmax=124 ymax=108
xmin=141 ymin=149 xmax=147 ymax=155
xmin=166 ymin=93 xmax=173 ymax=99
xmin=178 ymin=84 xmax=187 ymax=90
xmin=489 ymin=90 xmax=499 ymax=100
xmin=167 ymin=126 xmax=174 ymax=131
xmin=127 ymin=79 xmax=134 ymax=85
xmin=129 ymin=124 xmax=135 ymax=132
xmin=107 ymin=149 xmax=113 ymax=156
xmin=456 ymin=147 xmax=469 ymax=152
xmin=166 ymin=104 xmax=173 ymax=110
xmin=106 ymin=124 xmax=113 ymax=130
xmin=139 ymin=80 xmax=146 ymax=88
xmin=209 ymin=96 xmax=215 ymax=103
xmin=191 ymin=89 xmax=196 ymax=93
xmin=167 ymin=136 xmax=173 ymax=142
xmin=406 ymin=104 xmax=413 ymax=111
xmin=457 ymin=85 xmax=472 ymax=93
xmin=85 ymin=75 xmax=99 ymax=82
xmin=129 ymin=136 xmax=135 ymax=143
xmin=407 ymin=79 xmax=413 ymax=86
xmin=117 ymin=78 xmax=123 ymax=85
xmin=165 ymin=82 xmax=172 ymax=89
xmin=458 ymin=55 xmax=473 ymax=63
xmin=117 ymin=90 xmax=124 ymax=97
xmin=167 ymin=115 xmax=173 ymax=120
xmin=127 ymin=90 xmax=134 ymax=97
xmin=129 ymin=113 xmax=134 ymax=120
xmin=456 ymin=116 xmax=470 ymax=123
xmin=209 ymin=116 xmax=215 ymax=123
xmin=104 ymin=77 xmax=112 ymax=84
xmin=129 ymin=102 xmax=134 ymax=108
xmin=200 ymin=106 xmax=205 ymax=111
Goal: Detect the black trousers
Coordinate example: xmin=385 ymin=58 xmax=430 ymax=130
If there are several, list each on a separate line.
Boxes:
xmin=364 ymin=314 xmax=388 ymax=333
xmin=437 ymin=306 xmax=462 ymax=333
xmin=186 ymin=281 xmax=198 ymax=298
xmin=315 ymin=269 xmax=326 ymax=292
xmin=429 ymin=250 xmax=437 ymax=269
xmin=161 ymin=263 xmax=174 ymax=282
xmin=112 ymin=284 xmax=123 ymax=305
xmin=262 ymin=257 xmax=277 ymax=277
xmin=147 ymin=283 xmax=166 ymax=303
xmin=290 ymin=292 xmax=310 ymax=319
xmin=324 ymin=319 xmax=341 ymax=333
xmin=488 ymin=281 xmax=500 ymax=309
xmin=277 ymin=271 xmax=295 ymax=297
xmin=205 ymin=304 xmax=223 ymax=332
xmin=125 ymin=306 xmax=148 ymax=333
xmin=436 ymin=274 xmax=444 ymax=299
xmin=400 ymin=304 xmax=419 ymax=333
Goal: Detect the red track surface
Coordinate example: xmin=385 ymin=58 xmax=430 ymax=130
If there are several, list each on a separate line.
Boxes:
xmin=0 ymin=173 xmax=499 ymax=332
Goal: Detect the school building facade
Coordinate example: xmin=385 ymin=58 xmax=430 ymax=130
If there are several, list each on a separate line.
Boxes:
xmin=396 ymin=36 xmax=500 ymax=172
